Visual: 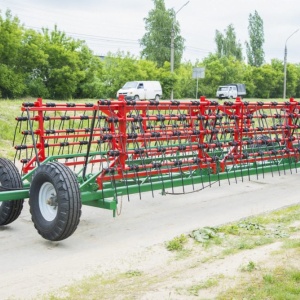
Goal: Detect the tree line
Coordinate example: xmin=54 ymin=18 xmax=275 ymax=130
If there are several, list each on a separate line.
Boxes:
xmin=0 ymin=8 xmax=299 ymax=100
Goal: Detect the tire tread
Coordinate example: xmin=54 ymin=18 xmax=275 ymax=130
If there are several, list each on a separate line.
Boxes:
xmin=0 ymin=158 xmax=24 ymax=226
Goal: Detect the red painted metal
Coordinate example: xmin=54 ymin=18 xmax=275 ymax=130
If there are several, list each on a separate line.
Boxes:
xmin=15 ymin=96 xmax=300 ymax=188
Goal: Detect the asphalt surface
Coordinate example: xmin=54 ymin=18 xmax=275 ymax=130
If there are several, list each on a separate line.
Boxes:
xmin=1 ymin=171 xmax=300 ymax=299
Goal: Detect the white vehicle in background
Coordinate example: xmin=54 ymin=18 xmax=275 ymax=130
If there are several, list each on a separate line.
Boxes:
xmin=216 ymin=83 xmax=246 ymax=100
xmin=117 ymin=81 xmax=162 ymax=101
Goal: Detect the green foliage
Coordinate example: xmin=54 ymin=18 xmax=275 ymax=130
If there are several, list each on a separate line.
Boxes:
xmin=188 ymin=277 xmax=219 ymax=295
xmin=166 ymin=234 xmax=187 ymax=251
xmin=102 ymin=51 xmax=140 ymax=98
xmin=221 ymin=267 xmax=300 ymax=299
xmin=238 ymin=221 xmax=265 ymax=231
xmin=123 ymin=270 xmax=143 ymax=278
xmin=140 ymin=0 xmax=184 ymax=69
xmin=246 ymin=10 xmax=265 ymax=66
xmin=250 ymin=64 xmax=279 ymax=98
xmin=157 ymin=61 xmax=176 ymax=99
xmin=241 ymin=261 xmax=257 ymax=272
xmin=190 ymin=227 xmax=219 ymax=243
xmin=215 ymin=24 xmax=243 ymax=61
xmin=174 ymin=61 xmax=196 ymax=99
xmin=1 ymin=9 xmax=300 ymax=100
xmin=0 ymin=11 xmax=26 ymax=97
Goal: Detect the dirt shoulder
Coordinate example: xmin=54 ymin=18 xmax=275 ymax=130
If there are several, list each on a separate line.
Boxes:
xmin=47 ymin=210 xmax=300 ymax=299
xmin=2 ymin=173 xmax=300 ymax=300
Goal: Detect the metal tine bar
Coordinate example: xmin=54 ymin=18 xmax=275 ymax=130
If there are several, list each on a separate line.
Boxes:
xmin=216 ymin=112 xmax=231 ymax=185
xmin=278 ymin=110 xmax=287 ymax=175
xmin=241 ymin=106 xmax=251 ymax=180
xmin=270 ymin=106 xmax=282 ymax=176
xmin=230 ymin=156 xmax=238 ymax=184
xmin=232 ymin=112 xmax=244 ymax=183
xmin=224 ymin=114 xmax=236 ymax=184
xmin=260 ymin=108 xmax=274 ymax=177
xmin=266 ymin=102 xmax=280 ymax=177
xmin=121 ymin=105 xmax=131 ymax=203
xmin=152 ymin=103 xmax=167 ymax=193
xmin=174 ymin=105 xmax=186 ymax=193
xmin=12 ymin=120 xmax=22 ymax=146
xmin=26 ymin=108 xmax=40 ymax=167
xmin=254 ymin=108 xmax=266 ymax=179
xmin=205 ymin=107 xmax=221 ymax=186
xmin=123 ymin=168 xmax=131 ymax=202
xmin=203 ymin=108 xmax=213 ymax=187
xmin=58 ymin=111 xmax=67 ymax=131
xmin=152 ymin=118 xmax=173 ymax=194
xmin=111 ymin=172 xmax=118 ymax=203
xmin=251 ymin=106 xmax=262 ymax=179
xmin=291 ymin=115 xmax=300 ymax=173
xmin=196 ymin=114 xmax=208 ymax=188
xmin=141 ymin=105 xmax=156 ymax=197
xmin=182 ymin=112 xmax=195 ymax=190
xmin=128 ymin=121 xmax=143 ymax=200
xmin=286 ymin=149 xmax=293 ymax=174
xmin=135 ymin=167 xmax=142 ymax=200
xmin=286 ymin=111 xmax=296 ymax=174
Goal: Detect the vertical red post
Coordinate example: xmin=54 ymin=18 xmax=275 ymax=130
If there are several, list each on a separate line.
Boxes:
xmin=118 ymin=95 xmax=127 ymax=170
xmin=36 ymin=98 xmax=46 ymax=162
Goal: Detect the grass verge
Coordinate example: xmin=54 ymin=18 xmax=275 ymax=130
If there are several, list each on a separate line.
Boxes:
xmin=42 ymin=204 xmax=300 ymax=299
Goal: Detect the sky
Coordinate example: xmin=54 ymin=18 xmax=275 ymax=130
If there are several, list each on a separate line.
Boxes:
xmin=1 ymin=0 xmax=299 ymax=64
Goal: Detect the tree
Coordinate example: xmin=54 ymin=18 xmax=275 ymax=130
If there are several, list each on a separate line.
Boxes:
xmin=0 ymin=10 xmax=26 ymax=97
xmin=41 ymin=26 xmax=85 ymax=99
xmin=215 ymin=24 xmax=243 ymax=61
xmin=101 ymin=51 xmax=139 ymax=98
xmin=246 ymin=10 xmax=265 ymax=66
xmin=199 ymin=54 xmax=246 ymax=97
xmin=140 ymin=0 xmax=184 ymax=69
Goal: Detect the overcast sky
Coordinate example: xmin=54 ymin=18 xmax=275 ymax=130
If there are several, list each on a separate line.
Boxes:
xmin=1 ymin=0 xmax=299 ymax=64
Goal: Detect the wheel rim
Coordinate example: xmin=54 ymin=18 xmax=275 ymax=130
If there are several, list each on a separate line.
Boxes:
xmin=39 ymin=182 xmax=58 ymax=221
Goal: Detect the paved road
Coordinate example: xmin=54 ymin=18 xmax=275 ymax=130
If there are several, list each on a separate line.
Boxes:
xmin=1 ymin=172 xmax=299 ymax=299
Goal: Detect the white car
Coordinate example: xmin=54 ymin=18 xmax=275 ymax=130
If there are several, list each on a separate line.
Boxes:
xmin=117 ymin=81 xmax=162 ymax=101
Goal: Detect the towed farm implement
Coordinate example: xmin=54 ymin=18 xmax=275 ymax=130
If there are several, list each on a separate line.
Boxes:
xmin=1 ymin=96 xmax=300 ymax=241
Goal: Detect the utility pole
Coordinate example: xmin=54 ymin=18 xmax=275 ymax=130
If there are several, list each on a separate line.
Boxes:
xmin=170 ymin=1 xmax=189 ymax=100
xmin=283 ymin=29 xmax=299 ymax=99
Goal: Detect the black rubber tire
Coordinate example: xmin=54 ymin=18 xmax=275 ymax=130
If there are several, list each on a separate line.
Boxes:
xmin=134 ymin=95 xmax=140 ymax=101
xmin=0 ymin=158 xmax=24 ymax=226
xmin=155 ymin=94 xmax=160 ymax=101
xmin=29 ymin=162 xmax=82 ymax=241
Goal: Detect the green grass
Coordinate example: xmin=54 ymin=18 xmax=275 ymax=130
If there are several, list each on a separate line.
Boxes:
xmin=188 ymin=276 xmax=220 ymax=296
xmin=39 ymin=204 xmax=300 ymax=300
xmin=0 ymin=99 xmax=24 ymax=159
xmin=165 ymin=234 xmax=188 ymax=251
xmin=218 ymin=267 xmax=300 ymax=300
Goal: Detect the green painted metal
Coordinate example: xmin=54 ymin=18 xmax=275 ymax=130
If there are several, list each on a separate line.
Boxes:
xmin=2 ymin=98 xmax=300 ymax=214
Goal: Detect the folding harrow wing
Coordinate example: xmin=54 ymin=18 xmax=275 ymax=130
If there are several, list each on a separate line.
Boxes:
xmin=1 ymin=96 xmax=300 ymax=240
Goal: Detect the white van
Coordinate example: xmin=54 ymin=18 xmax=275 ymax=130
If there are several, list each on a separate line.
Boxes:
xmin=216 ymin=83 xmax=246 ymax=100
xmin=117 ymin=81 xmax=162 ymax=101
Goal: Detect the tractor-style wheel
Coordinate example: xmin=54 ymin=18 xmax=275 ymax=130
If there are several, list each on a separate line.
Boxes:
xmin=29 ymin=162 xmax=82 ymax=241
xmin=0 ymin=158 xmax=24 ymax=226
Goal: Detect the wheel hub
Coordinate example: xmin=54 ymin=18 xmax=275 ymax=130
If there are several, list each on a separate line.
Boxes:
xmin=39 ymin=182 xmax=58 ymax=221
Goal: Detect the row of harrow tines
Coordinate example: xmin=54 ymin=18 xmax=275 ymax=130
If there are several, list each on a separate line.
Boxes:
xmin=14 ymin=97 xmax=300 ymax=201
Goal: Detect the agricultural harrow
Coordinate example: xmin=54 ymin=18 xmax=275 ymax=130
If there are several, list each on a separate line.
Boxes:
xmin=1 ymin=96 xmax=300 ymax=241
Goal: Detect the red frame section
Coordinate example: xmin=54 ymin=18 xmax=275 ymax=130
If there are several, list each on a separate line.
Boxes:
xmin=16 ymin=97 xmax=300 ymax=188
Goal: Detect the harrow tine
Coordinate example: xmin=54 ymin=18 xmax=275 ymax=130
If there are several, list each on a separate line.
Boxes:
xmin=25 ymin=108 xmax=40 ymax=167
xmin=12 ymin=97 xmax=300 ymax=216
